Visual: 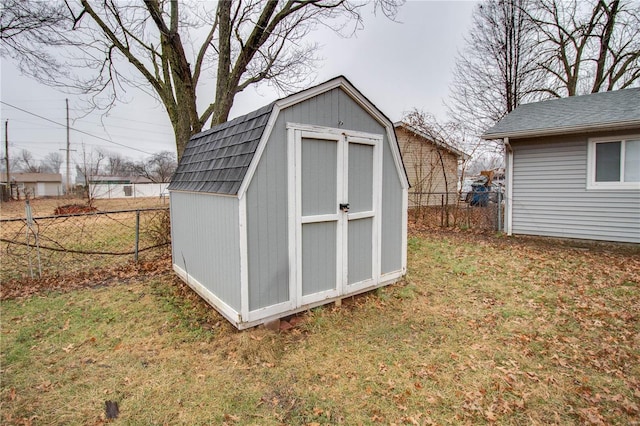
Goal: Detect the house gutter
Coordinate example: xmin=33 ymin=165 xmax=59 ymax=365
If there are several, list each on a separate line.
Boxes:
xmin=504 ymin=138 xmax=513 ymax=236
xmin=482 ymin=120 xmax=640 ymax=141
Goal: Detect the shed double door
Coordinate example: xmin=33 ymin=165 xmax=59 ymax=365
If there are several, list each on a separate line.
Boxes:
xmin=289 ymin=125 xmax=382 ymax=307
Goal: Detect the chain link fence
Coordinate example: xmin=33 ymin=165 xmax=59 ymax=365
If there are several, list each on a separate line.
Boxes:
xmin=409 ymin=190 xmax=504 ymax=231
xmin=1 ymin=207 xmax=170 ymax=282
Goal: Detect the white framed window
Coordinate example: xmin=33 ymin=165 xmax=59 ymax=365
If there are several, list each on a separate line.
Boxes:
xmin=587 ymin=135 xmax=640 ymax=190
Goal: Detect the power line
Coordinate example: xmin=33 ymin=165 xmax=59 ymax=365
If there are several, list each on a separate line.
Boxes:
xmin=0 ymin=101 xmax=155 ymax=155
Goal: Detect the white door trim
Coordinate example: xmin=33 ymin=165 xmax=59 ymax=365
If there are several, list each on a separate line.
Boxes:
xmin=288 ymin=123 xmax=383 ymax=307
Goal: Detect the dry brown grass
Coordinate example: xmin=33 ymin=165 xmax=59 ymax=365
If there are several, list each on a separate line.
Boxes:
xmin=0 ymin=197 xmax=168 ymax=219
xmin=0 ymin=198 xmax=170 ymax=282
xmin=1 ymin=230 xmax=639 ymax=425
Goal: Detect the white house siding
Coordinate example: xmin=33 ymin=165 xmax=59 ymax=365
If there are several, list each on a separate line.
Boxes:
xmin=170 ymin=192 xmax=241 ymax=311
xmin=36 ymin=182 xmax=62 ymax=197
xmin=511 ymin=133 xmax=640 ymax=243
xmin=91 ymin=183 xmax=169 ymax=199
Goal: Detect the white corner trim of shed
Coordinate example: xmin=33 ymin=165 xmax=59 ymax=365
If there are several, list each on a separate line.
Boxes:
xmin=168 ymin=75 xmax=409 ymax=329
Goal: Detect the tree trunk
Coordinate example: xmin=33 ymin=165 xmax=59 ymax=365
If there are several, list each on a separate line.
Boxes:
xmin=592 ymin=0 xmax=619 ymax=93
xmin=173 ymin=112 xmax=195 ymax=162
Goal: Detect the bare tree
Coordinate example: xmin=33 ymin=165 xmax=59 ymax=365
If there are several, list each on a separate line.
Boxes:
xmin=402 ymin=109 xmax=475 ymax=225
xmin=448 ymin=0 xmax=541 ymax=135
xmin=135 ymin=151 xmax=177 ymax=183
xmin=2 ymin=0 xmax=402 ymax=159
xmin=76 ymin=144 xmax=106 ymax=205
xmin=465 ymin=153 xmax=504 ymax=176
xmin=529 ymin=0 xmax=640 ymax=97
xmin=41 ymin=152 xmax=64 ymax=174
xmin=448 ymin=0 xmax=639 ymax=136
xmin=15 ymin=149 xmax=42 ymax=173
xmin=104 ymin=151 xmax=136 ymax=176
xmin=0 ymin=0 xmax=72 ymax=81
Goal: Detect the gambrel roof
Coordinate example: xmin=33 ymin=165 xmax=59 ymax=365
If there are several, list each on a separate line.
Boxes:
xmin=482 ymin=88 xmax=640 ymax=140
xmin=169 ymin=76 xmax=409 ymax=196
xmin=168 ymin=103 xmax=274 ymax=194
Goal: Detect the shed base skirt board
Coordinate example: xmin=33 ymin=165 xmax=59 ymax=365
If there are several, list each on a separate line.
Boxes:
xmin=172 ymin=264 xmax=242 ymax=327
xmin=173 ymin=263 xmax=404 ymax=330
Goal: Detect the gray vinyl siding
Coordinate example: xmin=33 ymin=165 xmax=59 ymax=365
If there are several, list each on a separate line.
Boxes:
xmin=381 ymin=136 xmax=404 ymax=273
xmin=511 ymin=135 xmax=640 ymax=243
xmin=170 ymin=192 xmax=241 ymax=310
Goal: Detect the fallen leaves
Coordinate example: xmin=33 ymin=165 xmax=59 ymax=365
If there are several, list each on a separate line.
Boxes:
xmin=223 ymin=413 xmax=239 ymax=423
xmin=1 ymin=255 xmax=173 ymax=300
xmin=2 ymin=229 xmax=639 ymax=425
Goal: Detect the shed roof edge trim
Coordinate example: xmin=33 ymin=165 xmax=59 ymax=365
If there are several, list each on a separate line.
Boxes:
xmin=167 ymin=188 xmax=240 ymax=198
xmin=236 ymin=105 xmax=280 ymax=198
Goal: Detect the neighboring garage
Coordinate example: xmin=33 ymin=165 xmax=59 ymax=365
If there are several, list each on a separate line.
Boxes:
xmin=483 ymin=88 xmax=640 ymax=243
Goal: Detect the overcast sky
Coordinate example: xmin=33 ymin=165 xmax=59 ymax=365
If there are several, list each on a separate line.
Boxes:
xmin=0 ymin=0 xmax=477 ymax=172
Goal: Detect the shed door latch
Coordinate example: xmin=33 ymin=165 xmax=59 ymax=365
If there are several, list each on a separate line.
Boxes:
xmin=339 ymin=203 xmax=350 ymax=212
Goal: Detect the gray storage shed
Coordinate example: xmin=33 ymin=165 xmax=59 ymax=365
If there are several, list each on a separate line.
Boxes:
xmin=169 ymin=76 xmax=409 ymax=329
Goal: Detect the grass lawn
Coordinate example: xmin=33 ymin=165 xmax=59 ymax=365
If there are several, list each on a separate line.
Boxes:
xmin=0 ymin=200 xmax=170 ymax=282
xmin=1 ymin=231 xmax=639 ymax=425
xmin=0 ymin=197 xmax=169 ymax=220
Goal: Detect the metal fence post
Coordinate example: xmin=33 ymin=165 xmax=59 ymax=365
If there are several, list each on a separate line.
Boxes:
xmin=134 ymin=210 xmax=140 ymax=262
xmin=497 ymin=191 xmax=502 ymax=232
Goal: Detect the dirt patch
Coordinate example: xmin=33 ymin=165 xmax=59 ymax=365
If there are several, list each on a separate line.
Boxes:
xmin=1 ymin=197 xmax=168 ymax=219
xmin=53 ymin=204 xmax=97 ymax=215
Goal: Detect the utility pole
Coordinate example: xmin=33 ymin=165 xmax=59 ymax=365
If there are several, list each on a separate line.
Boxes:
xmin=59 ymin=99 xmax=76 ymax=196
xmin=4 ymin=119 xmax=10 ymax=199
xmin=65 ymin=98 xmax=70 ymax=195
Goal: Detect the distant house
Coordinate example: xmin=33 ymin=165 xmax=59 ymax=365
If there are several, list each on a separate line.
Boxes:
xmin=482 ymin=88 xmax=640 ymax=244
xmin=1 ymin=172 xmax=63 ymax=199
xmin=395 ymin=122 xmax=469 ymax=206
xmin=87 ymin=176 xmax=168 ymax=199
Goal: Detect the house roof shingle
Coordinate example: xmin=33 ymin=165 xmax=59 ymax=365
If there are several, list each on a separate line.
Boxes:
xmin=1 ymin=172 xmax=62 ymax=183
xmin=482 ymin=88 xmax=640 ymax=140
xmin=394 ymin=122 xmax=470 ymax=160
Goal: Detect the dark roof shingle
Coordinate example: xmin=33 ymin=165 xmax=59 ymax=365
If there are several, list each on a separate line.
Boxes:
xmin=168 ymin=102 xmax=274 ymax=194
xmin=482 ymin=88 xmax=640 ymax=139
